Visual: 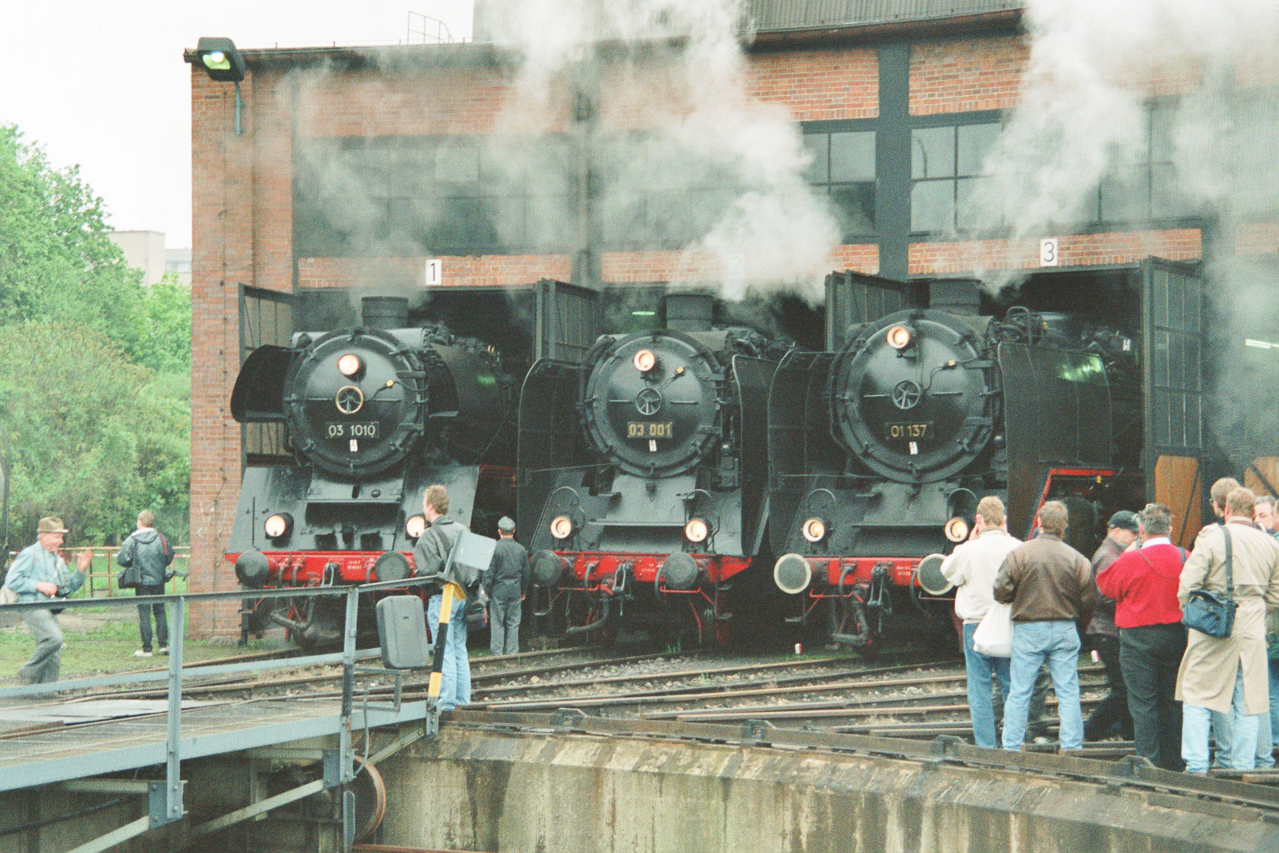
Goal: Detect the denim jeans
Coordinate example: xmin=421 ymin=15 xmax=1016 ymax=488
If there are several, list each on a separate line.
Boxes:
xmin=963 ymin=621 xmax=1011 ymax=748
xmin=1002 ymin=620 xmax=1083 ymax=750
xmin=1183 ymin=668 xmax=1260 ymax=773
xmin=1271 ymin=658 xmax=1279 ymax=748
xmin=427 ymin=592 xmax=471 ymax=712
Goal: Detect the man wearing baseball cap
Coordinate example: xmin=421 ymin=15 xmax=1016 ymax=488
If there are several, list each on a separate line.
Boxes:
xmin=3 ymin=517 xmax=91 ymax=684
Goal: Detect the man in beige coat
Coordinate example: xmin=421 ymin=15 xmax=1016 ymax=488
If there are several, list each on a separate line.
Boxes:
xmin=1176 ymin=487 xmax=1279 ymax=773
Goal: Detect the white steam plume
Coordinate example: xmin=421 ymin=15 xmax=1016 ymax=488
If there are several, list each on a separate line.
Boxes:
xmin=485 ymin=0 xmax=840 ymax=300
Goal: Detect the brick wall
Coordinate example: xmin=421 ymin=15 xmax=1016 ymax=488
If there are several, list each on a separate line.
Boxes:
xmin=908 ymin=229 xmax=1204 ymax=275
xmin=746 ymin=48 xmax=879 ymax=120
xmin=909 ymin=36 xmax=1028 ymax=115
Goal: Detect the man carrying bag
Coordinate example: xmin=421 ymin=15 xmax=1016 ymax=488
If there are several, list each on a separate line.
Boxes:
xmin=1176 ymin=487 xmax=1279 ymax=773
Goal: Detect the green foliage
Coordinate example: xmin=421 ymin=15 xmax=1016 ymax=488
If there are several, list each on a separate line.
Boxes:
xmin=0 ymin=323 xmax=190 ymax=543
xmin=0 ymin=124 xmax=191 ymax=550
xmin=0 ymin=126 xmax=144 ymax=338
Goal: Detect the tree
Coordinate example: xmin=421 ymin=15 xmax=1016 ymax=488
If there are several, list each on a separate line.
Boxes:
xmin=0 ymin=124 xmax=191 ymax=546
xmin=0 ymin=323 xmax=189 ymax=544
xmin=0 ymin=125 xmax=145 ymax=346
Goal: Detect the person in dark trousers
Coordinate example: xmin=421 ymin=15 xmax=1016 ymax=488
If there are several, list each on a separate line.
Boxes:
xmin=994 ymin=500 xmax=1096 ymax=752
xmin=1096 ymin=503 xmax=1187 ymax=770
xmin=4 ymin=516 xmax=91 ymax=684
xmin=412 ymin=484 xmax=470 ymax=711
xmin=117 ymin=510 xmax=176 ymax=657
xmin=1084 ymin=510 xmax=1139 ymax=741
xmin=485 ymin=516 xmax=530 ymax=656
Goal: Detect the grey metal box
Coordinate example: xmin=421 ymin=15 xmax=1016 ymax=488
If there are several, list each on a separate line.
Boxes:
xmin=375 ymin=595 xmax=430 ymax=669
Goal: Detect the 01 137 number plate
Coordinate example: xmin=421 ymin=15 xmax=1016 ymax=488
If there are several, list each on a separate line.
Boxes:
xmin=884 ymin=421 xmax=932 ymax=441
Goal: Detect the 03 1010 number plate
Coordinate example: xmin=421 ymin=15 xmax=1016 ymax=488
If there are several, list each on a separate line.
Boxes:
xmin=627 ymin=421 xmax=672 ymax=439
xmin=884 ymin=422 xmax=932 ymax=441
xmin=327 ymin=422 xmax=379 ymax=439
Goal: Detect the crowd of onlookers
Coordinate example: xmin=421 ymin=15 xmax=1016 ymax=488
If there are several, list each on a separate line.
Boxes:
xmin=942 ymin=478 xmax=1279 ymax=772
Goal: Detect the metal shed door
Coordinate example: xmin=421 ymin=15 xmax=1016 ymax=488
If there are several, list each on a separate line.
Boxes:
xmin=824 ymin=271 xmax=911 ymax=352
xmin=1142 ymin=257 xmax=1205 ymax=545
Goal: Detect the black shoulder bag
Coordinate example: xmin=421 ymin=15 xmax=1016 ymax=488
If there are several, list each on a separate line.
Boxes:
xmin=1181 ymin=527 xmax=1238 ymax=638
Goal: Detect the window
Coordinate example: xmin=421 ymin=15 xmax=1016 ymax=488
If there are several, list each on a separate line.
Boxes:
xmin=910 ymin=122 xmax=1001 ymax=233
xmin=803 ymin=129 xmax=875 ymax=240
xmin=1085 ymin=101 xmax=1202 ymax=225
xmin=294 ymin=135 xmax=575 ymax=256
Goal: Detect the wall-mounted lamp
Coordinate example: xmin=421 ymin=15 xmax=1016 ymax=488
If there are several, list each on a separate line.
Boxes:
xmin=194 ymin=37 xmax=247 ymax=134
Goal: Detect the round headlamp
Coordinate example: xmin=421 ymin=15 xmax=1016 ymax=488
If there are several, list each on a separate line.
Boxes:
xmin=801 ymin=517 xmax=829 ymax=543
xmin=684 ymin=518 xmax=709 ymax=543
xmin=944 ymin=517 xmax=970 ymax=543
xmin=337 ymin=353 xmax=363 ymax=378
xmin=264 ymin=513 xmax=293 ymax=540
xmin=550 ymin=515 xmax=574 ymax=540
xmin=633 ymin=349 xmax=657 ymax=372
xmin=406 ymin=514 xmax=426 ymax=539
xmin=886 ymin=324 xmax=913 ymax=350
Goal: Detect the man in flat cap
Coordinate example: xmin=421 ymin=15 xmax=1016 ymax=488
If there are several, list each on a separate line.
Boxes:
xmin=1083 ymin=510 xmax=1139 ymax=741
xmin=3 ymin=517 xmax=91 ymax=684
xmin=485 ymin=516 xmax=530 ymax=656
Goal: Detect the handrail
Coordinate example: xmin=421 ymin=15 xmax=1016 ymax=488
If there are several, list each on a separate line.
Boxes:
xmin=2 ymin=577 xmax=433 ymax=835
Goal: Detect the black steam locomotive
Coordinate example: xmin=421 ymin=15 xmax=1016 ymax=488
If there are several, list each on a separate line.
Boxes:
xmin=227 ymin=295 xmax=518 ymax=646
xmin=518 ymin=293 xmax=778 ymax=644
xmin=768 ymin=271 xmax=1156 ymax=650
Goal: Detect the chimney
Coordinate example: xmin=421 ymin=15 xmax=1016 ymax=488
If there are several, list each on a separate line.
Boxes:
xmin=361 ymin=296 xmax=409 ymax=330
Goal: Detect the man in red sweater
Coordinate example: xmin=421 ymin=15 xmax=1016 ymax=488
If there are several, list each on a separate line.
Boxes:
xmin=1097 ymin=502 xmax=1187 ymax=770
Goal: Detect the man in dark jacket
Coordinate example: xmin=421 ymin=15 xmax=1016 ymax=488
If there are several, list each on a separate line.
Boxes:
xmin=411 ymin=484 xmax=470 ymax=710
xmin=117 ymin=510 xmax=175 ymax=657
xmin=994 ymin=500 xmax=1096 ymax=752
xmin=485 ymin=516 xmax=530 ymax=655
xmin=1084 ymin=510 xmax=1139 ymax=741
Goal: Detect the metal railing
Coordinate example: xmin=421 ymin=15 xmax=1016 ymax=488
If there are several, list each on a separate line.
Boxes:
xmin=3 ymin=546 xmax=193 ymax=598
xmin=0 ymin=578 xmax=431 ymax=851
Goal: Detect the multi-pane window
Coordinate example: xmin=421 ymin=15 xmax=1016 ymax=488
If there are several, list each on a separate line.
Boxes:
xmin=910 ymin=122 xmax=1001 ymax=233
xmin=1083 ymin=101 xmax=1202 ymax=225
xmin=294 ymin=136 xmax=574 ymax=256
xmin=803 ymin=129 xmax=876 ymax=240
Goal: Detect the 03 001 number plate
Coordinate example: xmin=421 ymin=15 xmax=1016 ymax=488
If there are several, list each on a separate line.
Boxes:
xmin=627 ymin=421 xmax=672 ymax=439
xmin=884 ymin=422 xmax=932 ymax=441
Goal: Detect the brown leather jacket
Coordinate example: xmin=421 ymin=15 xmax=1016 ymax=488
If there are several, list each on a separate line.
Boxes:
xmin=994 ymin=533 xmax=1097 ymax=622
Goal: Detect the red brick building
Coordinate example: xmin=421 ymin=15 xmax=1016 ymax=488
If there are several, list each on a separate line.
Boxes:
xmin=185 ymin=1 xmax=1277 ymax=637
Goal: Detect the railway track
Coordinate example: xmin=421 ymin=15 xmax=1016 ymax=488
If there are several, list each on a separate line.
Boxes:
xmin=22 ymin=641 xmax=1275 ymax=777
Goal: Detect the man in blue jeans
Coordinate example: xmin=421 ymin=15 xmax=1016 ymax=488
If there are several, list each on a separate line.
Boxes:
xmin=994 ymin=500 xmax=1096 ymax=752
xmin=412 ymin=484 xmax=471 ymax=711
xmin=940 ymin=495 xmax=1021 ymax=748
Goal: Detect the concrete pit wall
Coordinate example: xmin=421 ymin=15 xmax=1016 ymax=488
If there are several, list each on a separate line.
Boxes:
xmin=376 ymin=729 xmax=1279 ymax=853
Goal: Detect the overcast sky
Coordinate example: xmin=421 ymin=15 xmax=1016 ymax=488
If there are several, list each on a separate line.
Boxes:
xmin=2 ymin=2 xmax=475 ymax=250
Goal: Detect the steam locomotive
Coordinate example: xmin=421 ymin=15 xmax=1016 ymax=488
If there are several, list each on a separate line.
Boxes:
xmin=768 ymin=272 xmax=1152 ymax=651
xmin=518 ymin=293 xmax=779 ymax=645
xmin=226 ymin=295 xmax=518 ymax=647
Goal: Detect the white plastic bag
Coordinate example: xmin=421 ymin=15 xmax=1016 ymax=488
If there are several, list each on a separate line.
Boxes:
xmin=972 ymin=601 xmax=1013 ymax=657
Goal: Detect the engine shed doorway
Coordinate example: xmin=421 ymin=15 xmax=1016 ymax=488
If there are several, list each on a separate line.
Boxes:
xmin=980 ymin=258 xmax=1207 ymax=549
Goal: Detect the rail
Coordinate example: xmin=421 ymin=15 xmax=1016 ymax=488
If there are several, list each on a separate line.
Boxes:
xmin=3 ymin=545 xmax=193 ymax=598
xmin=0 ymin=578 xmax=431 ymax=851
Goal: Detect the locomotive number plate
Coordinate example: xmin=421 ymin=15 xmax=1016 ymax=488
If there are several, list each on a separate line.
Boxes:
xmin=884 ymin=421 xmax=932 ymax=441
xmin=326 ymin=421 xmax=379 ymax=439
xmin=627 ymin=421 xmax=673 ymax=439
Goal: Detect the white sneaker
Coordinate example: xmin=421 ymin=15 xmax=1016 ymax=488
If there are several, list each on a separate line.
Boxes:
xmin=134 ymin=649 xmax=153 ymax=658
xmin=157 ymin=646 xmax=169 ymax=655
